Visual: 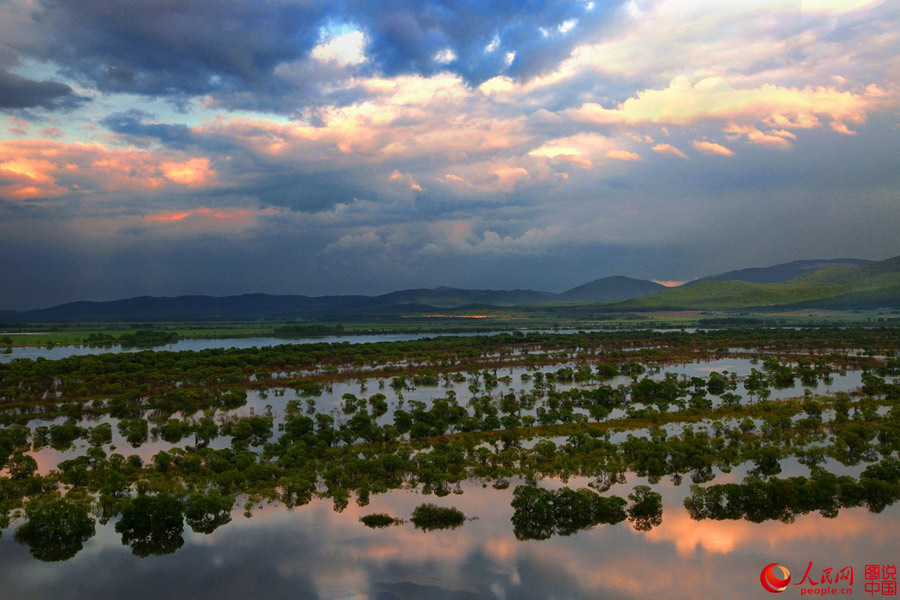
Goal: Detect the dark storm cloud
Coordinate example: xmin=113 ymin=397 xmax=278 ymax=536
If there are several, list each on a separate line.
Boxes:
xmin=28 ymin=0 xmax=326 ymax=99
xmin=0 ymin=68 xmax=79 ymax=109
xmin=352 ymin=0 xmax=602 ymax=83
xmin=100 ymin=110 xmax=194 ymax=148
xmin=17 ymin=0 xmax=619 ymax=110
xmin=241 ymin=171 xmax=374 ymax=213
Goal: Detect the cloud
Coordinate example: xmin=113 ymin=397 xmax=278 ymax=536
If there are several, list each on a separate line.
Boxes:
xmin=490 ymin=166 xmax=531 ymax=191
xmin=389 ymin=169 xmax=423 ymax=192
xmin=652 ymin=143 xmax=688 ymax=159
xmin=528 ymin=133 xmax=614 ymax=168
xmin=195 ymin=71 xmax=531 ymax=181
xmin=440 ymin=173 xmax=465 ymax=184
xmin=6 ymin=115 xmax=29 ymax=136
xmin=724 ymin=123 xmax=796 ymax=149
xmin=606 ymin=149 xmax=642 ymax=161
xmin=311 ymin=30 xmax=367 ymax=67
xmin=100 ymin=111 xmax=195 ymax=148
xmin=0 ymin=68 xmax=80 ymax=109
xmin=691 ymin=140 xmax=735 ymax=156
xmin=160 ymin=158 xmax=215 ymax=186
xmin=140 ymin=206 xmax=278 ymax=236
xmin=420 ymin=219 xmax=566 ymax=255
xmin=570 ymin=76 xmax=873 ymax=135
xmin=323 ymin=230 xmax=382 ymax=253
xmin=38 ymin=126 xmax=65 ymax=139
xmin=0 ymin=0 xmax=621 ymax=111
xmin=17 ymin=0 xmax=325 ymax=102
xmin=0 ymin=139 xmax=217 ymax=200
xmin=0 ymin=0 xmax=899 ymax=308
xmin=434 ymin=48 xmax=456 ymax=64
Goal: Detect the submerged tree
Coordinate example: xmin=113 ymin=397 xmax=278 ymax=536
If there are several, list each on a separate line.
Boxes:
xmin=410 ymin=503 xmax=466 ymax=531
xmin=510 ymin=485 xmax=627 ymax=541
xmin=14 ymin=497 xmax=96 ymax=562
xmin=626 ymin=485 xmax=663 ymax=531
xmin=115 ymin=495 xmax=185 ymax=557
xmin=184 ymin=492 xmax=234 ymax=534
xmin=359 ymin=513 xmax=403 ymax=528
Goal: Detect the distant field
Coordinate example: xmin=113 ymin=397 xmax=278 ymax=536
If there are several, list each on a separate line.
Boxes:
xmin=2 ymin=308 xmax=899 ymax=347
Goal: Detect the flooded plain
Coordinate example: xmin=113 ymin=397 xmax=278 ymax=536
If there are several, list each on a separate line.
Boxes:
xmin=1 ymin=334 xmax=897 ymax=600
xmin=0 ymin=473 xmax=895 ymax=600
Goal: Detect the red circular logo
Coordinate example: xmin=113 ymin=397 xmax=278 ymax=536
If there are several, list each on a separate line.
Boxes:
xmin=761 ymin=563 xmax=792 ymax=593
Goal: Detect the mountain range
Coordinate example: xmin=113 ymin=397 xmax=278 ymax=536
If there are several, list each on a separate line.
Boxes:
xmin=1 ymin=256 xmax=896 ymax=321
xmin=611 ymin=255 xmax=900 ymax=311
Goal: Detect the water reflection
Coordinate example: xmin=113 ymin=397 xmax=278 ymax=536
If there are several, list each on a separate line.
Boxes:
xmin=0 ymin=330 xmax=605 ymax=363
xmin=1 ymin=479 xmax=898 ymax=599
xmin=14 ymin=354 xmax=868 ymax=476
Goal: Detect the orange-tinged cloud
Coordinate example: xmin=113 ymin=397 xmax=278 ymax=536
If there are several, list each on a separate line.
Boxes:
xmin=529 ymin=146 xmax=591 ymax=167
xmin=606 ymin=149 xmax=642 ymax=161
xmin=725 ymin=123 xmax=796 ymax=149
xmin=0 ymin=140 xmax=218 ymax=200
xmin=146 ymin=207 xmax=276 ymax=225
xmin=492 ymin=166 xmax=531 ymax=190
xmin=528 ymin=133 xmax=616 ymax=168
xmin=0 ymin=156 xmax=68 ymax=199
xmin=692 ymin=140 xmax=735 ymax=156
xmin=55 ymin=205 xmax=284 ymax=242
xmin=161 ymin=157 xmax=215 ymax=186
xmin=149 ymin=210 xmax=194 ymax=222
xmin=652 ymin=143 xmax=688 ymax=159
xmin=200 ymin=72 xmax=530 ymax=171
xmin=389 ymin=169 xmax=424 ymax=192
xmin=570 ymin=76 xmax=873 ymax=136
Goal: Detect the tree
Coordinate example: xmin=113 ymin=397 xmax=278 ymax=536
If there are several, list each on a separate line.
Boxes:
xmin=14 ymin=498 xmax=96 ymax=562
xmin=184 ymin=492 xmax=234 ymax=534
xmin=115 ymin=495 xmax=185 ymax=557
xmin=627 ymin=485 xmax=663 ymax=531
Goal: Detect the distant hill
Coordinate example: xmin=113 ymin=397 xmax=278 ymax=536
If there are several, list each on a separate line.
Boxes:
xmin=0 ymin=288 xmax=557 ymax=321
xmin=0 ymin=276 xmax=664 ymax=321
xmin=610 ymin=254 xmax=900 ymax=311
xmin=374 ymin=287 xmax=554 ymax=308
xmin=558 ymin=276 xmax=666 ymax=303
xmin=692 ymin=258 xmax=872 ymax=285
xmin=3 ymin=255 xmax=895 ymax=321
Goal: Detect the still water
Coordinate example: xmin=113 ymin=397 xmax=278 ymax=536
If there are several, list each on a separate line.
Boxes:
xmin=1 ymin=343 xmax=893 ymax=598
xmin=0 ymin=327 xmax=700 ymax=363
xmin=15 ymin=356 xmax=867 ymax=475
xmin=0 ymin=472 xmax=895 ymax=600
xmin=0 ymin=330 xmax=604 ymax=363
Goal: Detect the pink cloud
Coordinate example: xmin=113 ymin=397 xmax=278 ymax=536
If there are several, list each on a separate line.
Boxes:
xmin=38 ymin=127 xmax=65 ymax=139
xmin=725 ymin=123 xmax=796 ymax=149
xmin=692 ymin=140 xmax=735 ymax=156
xmin=651 ymin=143 xmax=688 ymax=159
xmin=389 ymin=169 xmax=424 ymax=191
xmin=160 ymin=158 xmax=215 ymax=186
xmin=146 ymin=207 xmax=275 ymax=224
xmin=529 ymin=133 xmax=615 ymax=168
xmin=0 ymin=140 xmax=218 ymax=200
xmin=570 ymin=76 xmax=874 ymax=138
xmin=606 ymin=149 xmax=642 ymax=161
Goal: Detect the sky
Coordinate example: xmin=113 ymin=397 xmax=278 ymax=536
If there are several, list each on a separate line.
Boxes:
xmin=0 ymin=0 xmax=898 ymax=309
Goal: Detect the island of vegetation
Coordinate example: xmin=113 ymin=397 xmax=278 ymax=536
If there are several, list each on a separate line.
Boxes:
xmin=1 ymin=327 xmax=899 ymax=560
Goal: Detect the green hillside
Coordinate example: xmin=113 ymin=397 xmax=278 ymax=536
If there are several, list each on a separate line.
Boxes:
xmin=558 ymin=276 xmax=664 ymax=303
xmin=609 ymin=255 xmax=900 ymax=311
